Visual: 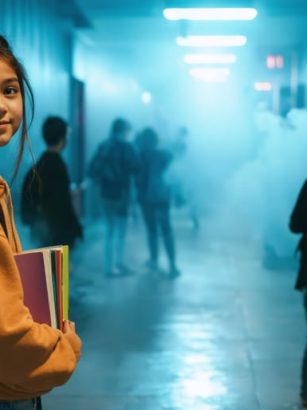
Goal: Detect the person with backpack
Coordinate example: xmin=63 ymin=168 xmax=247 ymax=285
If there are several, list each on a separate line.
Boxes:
xmin=21 ymin=116 xmax=83 ymax=248
xmin=135 ymin=128 xmax=180 ymax=278
xmin=290 ymin=180 xmax=307 ymax=408
xmin=88 ymin=118 xmax=138 ymax=277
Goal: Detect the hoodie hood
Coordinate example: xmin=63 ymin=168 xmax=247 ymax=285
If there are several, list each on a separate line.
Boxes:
xmin=0 ymin=176 xmax=22 ymax=253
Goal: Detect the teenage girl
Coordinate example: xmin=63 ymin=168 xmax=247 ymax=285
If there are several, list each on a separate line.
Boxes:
xmin=0 ymin=36 xmax=81 ymax=410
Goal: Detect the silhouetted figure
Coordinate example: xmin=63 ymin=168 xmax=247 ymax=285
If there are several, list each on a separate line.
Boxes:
xmin=21 ymin=116 xmax=83 ymax=248
xmin=88 ymin=118 xmax=138 ymax=277
xmin=290 ymin=180 xmax=307 ymax=408
xmin=136 ymin=128 xmax=180 ymax=278
xmin=172 ymin=126 xmax=188 ymax=158
xmin=171 ymin=126 xmax=200 ymax=231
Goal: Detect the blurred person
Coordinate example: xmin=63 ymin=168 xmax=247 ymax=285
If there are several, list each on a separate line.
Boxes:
xmin=136 ymin=127 xmax=180 ymax=278
xmin=0 ymin=34 xmax=81 ymax=410
xmin=171 ymin=126 xmax=188 ymax=159
xmin=21 ymin=116 xmax=83 ymax=248
xmin=290 ymin=180 xmax=307 ymax=408
xmin=170 ymin=126 xmax=200 ymax=231
xmin=170 ymin=126 xmax=188 ymax=209
xmin=88 ymin=118 xmax=138 ymax=277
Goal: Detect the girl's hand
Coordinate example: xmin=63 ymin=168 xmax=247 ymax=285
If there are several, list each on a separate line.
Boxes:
xmin=63 ymin=320 xmax=76 ymax=334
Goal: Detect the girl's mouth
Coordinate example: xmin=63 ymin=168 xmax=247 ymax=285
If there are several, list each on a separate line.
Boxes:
xmin=0 ymin=122 xmax=10 ymax=133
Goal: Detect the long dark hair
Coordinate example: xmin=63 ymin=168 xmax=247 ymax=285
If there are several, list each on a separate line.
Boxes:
xmin=0 ymin=35 xmax=34 ymax=180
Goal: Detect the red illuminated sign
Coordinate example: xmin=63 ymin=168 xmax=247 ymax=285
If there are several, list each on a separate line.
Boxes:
xmin=276 ymin=55 xmax=284 ymax=69
xmin=267 ymin=55 xmax=275 ymax=69
xmin=266 ymin=55 xmax=284 ymax=70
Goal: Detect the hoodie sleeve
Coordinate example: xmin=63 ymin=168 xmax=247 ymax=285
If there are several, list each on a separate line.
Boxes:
xmin=0 ymin=232 xmax=81 ymax=397
xmin=290 ymin=180 xmax=307 ymax=234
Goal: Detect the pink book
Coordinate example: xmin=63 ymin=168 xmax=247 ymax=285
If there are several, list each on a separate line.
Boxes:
xmin=15 ymin=252 xmax=52 ymax=326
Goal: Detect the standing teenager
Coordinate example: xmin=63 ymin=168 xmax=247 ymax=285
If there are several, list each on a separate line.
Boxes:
xmin=136 ymin=128 xmax=180 ymax=278
xmin=0 ymin=35 xmax=81 ymax=409
xmin=88 ymin=118 xmax=138 ymax=277
xmin=21 ymin=116 xmax=83 ymax=248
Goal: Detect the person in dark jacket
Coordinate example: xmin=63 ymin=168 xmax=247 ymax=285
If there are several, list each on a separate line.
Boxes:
xmin=136 ymin=127 xmax=180 ymax=278
xmin=21 ymin=116 xmax=83 ymax=248
xmin=88 ymin=118 xmax=138 ymax=277
xmin=290 ymin=179 xmax=307 ymax=408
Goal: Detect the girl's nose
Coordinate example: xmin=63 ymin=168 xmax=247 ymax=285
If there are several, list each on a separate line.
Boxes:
xmin=0 ymin=96 xmax=8 ymax=117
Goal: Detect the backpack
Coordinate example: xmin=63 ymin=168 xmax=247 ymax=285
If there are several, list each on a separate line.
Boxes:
xmin=88 ymin=141 xmax=126 ymax=186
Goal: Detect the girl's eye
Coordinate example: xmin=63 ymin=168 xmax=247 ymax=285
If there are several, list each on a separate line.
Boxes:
xmin=4 ymin=86 xmax=19 ymax=96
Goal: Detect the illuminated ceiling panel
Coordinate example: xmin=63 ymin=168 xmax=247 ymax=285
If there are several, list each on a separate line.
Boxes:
xmin=75 ymin=0 xmax=307 ymax=18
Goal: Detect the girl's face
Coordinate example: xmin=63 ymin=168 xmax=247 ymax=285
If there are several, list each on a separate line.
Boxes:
xmin=0 ymin=60 xmax=23 ymax=147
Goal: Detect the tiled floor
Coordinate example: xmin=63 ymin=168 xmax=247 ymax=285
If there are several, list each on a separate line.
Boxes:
xmin=38 ymin=217 xmax=305 ymax=409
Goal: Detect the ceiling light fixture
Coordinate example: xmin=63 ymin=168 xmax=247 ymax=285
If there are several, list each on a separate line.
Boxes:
xmin=177 ymin=35 xmax=247 ymax=48
xmin=142 ymin=91 xmax=152 ymax=104
xmin=190 ymin=67 xmax=231 ymax=83
xmin=163 ymin=8 xmax=258 ymax=21
xmin=184 ymin=53 xmax=237 ymax=65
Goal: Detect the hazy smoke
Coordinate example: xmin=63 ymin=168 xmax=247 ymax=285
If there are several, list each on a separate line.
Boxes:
xmin=215 ymin=107 xmax=307 ymax=257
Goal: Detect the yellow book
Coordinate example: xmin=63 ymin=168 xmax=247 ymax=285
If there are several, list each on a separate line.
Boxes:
xmin=62 ymin=245 xmax=69 ymax=321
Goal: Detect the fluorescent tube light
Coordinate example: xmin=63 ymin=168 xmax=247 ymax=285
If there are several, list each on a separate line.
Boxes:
xmin=177 ymin=36 xmax=247 ymax=48
xmin=190 ymin=67 xmax=231 ymax=83
xmin=184 ymin=53 xmax=237 ymax=64
xmin=164 ymin=8 xmax=258 ymax=21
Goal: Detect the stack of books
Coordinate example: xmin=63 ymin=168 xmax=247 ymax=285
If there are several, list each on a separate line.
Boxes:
xmin=14 ymin=246 xmax=69 ymax=330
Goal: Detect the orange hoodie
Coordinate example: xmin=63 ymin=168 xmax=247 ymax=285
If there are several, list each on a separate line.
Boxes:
xmin=0 ymin=176 xmax=81 ymax=400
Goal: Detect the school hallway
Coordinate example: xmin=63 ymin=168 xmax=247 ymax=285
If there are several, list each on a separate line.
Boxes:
xmin=40 ymin=216 xmax=305 ymax=410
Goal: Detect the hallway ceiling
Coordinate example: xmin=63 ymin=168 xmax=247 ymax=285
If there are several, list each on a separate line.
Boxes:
xmin=75 ymin=0 xmax=307 ymax=50
xmin=74 ymin=0 xmax=307 ymax=89
xmin=76 ymin=0 xmax=307 ymax=18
